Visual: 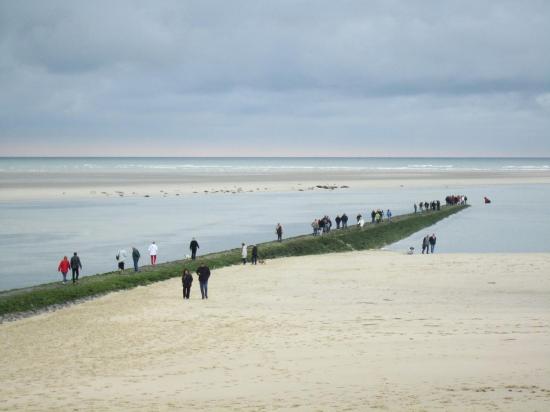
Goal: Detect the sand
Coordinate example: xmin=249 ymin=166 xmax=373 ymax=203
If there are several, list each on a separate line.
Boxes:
xmin=1 ymin=251 xmax=549 ymax=411
xmin=2 ymin=168 xmax=550 ymax=201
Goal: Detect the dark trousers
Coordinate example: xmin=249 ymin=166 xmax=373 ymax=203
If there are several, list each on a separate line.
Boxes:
xmin=277 ymin=234 xmax=282 ymax=242
xmin=72 ymin=268 xmax=79 ymax=283
xmin=133 ymin=257 xmax=139 ymax=272
xmin=183 ymin=286 xmax=191 ymax=299
xmin=252 ymin=256 xmax=257 ymax=265
xmin=200 ymin=280 xmax=208 ymax=299
xmin=191 ymin=249 xmax=197 ymax=260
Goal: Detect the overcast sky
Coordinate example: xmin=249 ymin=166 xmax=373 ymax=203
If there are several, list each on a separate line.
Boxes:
xmin=0 ymin=0 xmax=549 ymax=156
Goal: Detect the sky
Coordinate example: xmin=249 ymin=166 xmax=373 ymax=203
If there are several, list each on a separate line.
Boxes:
xmin=0 ymin=0 xmax=549 ymax=157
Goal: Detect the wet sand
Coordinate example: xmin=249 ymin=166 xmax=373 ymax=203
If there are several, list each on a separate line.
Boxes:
xmin=1 ymin=251 xmax=549 ymax=411
xmin=1 ymin=168 xmax=550 ymax=200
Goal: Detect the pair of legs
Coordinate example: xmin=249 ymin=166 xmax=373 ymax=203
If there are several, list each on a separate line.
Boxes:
xmin=242 ymin=258 xmax=247 ymax=265
xmin=430 ymin=244 xmax=435 ymax=253
xmin=251 ymin=256 xmax=257 ymax=265
xmin=277 ymin=234 xmax=282 ymax=242
xmin=200 ymin=280 xmax=208 ymax=299
xmin=150 ymin=255 xmax=157 ymax=265
xmin=61 ymin=271 xmax=67 ymax=283
xmin=72 ymin=268 xmax=79 ymax=283
xmin=183 ymin=286 xmax=191 ymax=299
xmin=422 ymin=246 xmax=429 ymax=254
xmin=191 ymin=249 xmax=197 ymax=260
xmin=133 ymin=258 xmax=139 ymax=272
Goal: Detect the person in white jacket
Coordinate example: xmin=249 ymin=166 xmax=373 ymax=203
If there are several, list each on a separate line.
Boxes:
xmin=241 ymin=243 xmax=247 ymax=265
xmin=116 ymin=248 xmax=127 ymax=273
xmin=148 ymin=241 xmax=158 ymax=265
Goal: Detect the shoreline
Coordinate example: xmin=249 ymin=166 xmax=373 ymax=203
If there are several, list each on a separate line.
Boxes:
xmin=2 ymin=169 xmax=550 ymax=201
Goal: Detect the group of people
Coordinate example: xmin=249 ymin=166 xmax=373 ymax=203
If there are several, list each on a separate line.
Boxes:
xmin=56 ymin=253 xmax=82 ymax=284
xmin=414 ymin=200 xmax=441 ymax=213
xmin=421 ymin=234 xmax=437 ymax=254
xmin=241 ymin=243 xmax=259 ymax=265
xmin=181 ymin=263 xmax=211 ymax=300
xmin=311 ymin=216 xmax=334 ymax=235
xmin=445 ymin=195 xmax=467 ymax=205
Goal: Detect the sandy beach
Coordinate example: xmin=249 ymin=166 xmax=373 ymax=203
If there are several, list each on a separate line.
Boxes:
xmin=2 ymin=168 xmax=550 ymax=201
xmin=1 ymin=251 xmax=549 ymax=411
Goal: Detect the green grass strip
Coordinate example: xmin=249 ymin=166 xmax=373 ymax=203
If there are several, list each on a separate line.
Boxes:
xmin=0 ymin=205 xmax=468 ymax=317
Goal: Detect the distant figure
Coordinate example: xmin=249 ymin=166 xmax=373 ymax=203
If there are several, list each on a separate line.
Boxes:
xmin=132 ymin=247 xmax=140 ymax=272
xmin=148 ymin=241 xmax=158 ymax=265
xmin=358 ymin=216 xmax=365 ymax=228
xmin=371 ymin=210 xmax=376 ymax=223
xmin=407 ymin=247 xmax=415 ymax=255
xmin=241 ymin=243 xmax=247 ymax=264
xmin=276 ymin=223 xmax=283 ymax=242
xmin=419 ymin=202 xmax=423 ymax=212
xmin=387 ymin=209 xmax=392 ymax=222
xmin=196 ymin=263 xmax=211 ymax=299
xmin=335 ymin=215 xmax=342 ymax=229
xmin=182 ymin=268 xmax=193 ymax=300
xmin=484 ymin=196 xmax=491 ymax=204
xmin=189 ymin=238 xmax=200 ymax=260
xmin=251 ymin=245 xmax=258 ymax=265
xmin=311 ymin=219 xmax=319 ymax=236
xmin=341 ymin=213 xmax=348 ymax=228
xmin=116 ymin=248 xmax=127 ymax=273
xmin=422 ymin=235 xmax=430 ymax=254
xmin=429 ymin=234 xmax=437 ymax=253
xmin=414 ymin=203 xmax=417 ymax=213
xmin=57 ymin=256 xmax=70 ymax=284
xmin=356 ymin=214 xmax=362 ymax=224
xmin=70 ymin=252 xmax=82 ymax=284
xmin=436 ymin=200 xmax=441 ymax=210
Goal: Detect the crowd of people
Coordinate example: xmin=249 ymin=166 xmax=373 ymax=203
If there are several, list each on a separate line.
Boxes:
xmin=56 ymin=197 xmax=454 ymax=295
xmin=414 ymin=200 xmax=441 ymax=213
xmin=445 ymin=195 xmax=467 ymax=205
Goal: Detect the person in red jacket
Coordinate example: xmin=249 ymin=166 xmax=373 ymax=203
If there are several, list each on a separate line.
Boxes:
xmin=58 ymin=256 xmax=70 ymax=284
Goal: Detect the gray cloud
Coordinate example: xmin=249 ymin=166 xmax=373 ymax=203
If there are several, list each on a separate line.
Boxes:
xmin=0 ymin=0 xmax=549 ymax=155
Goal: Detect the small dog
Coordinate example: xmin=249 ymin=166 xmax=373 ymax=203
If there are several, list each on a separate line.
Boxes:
xmin=258 ymin=259 xmax=266 ymax=265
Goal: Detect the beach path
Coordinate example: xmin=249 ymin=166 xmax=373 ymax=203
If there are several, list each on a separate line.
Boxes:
xmin=1 ymin=251 xmax=549 ymax=411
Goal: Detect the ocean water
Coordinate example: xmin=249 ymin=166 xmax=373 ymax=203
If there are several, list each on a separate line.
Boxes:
xmin=1 ymin=156 xmax=550 ymax=173
xmin=1 ymin=157 xmax=549 ymax=291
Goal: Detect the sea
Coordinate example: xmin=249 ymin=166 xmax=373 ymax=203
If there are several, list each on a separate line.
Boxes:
xmin=1 ymin=157 xmax=549 ymax=291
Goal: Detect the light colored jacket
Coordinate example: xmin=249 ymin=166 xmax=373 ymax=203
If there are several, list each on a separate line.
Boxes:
xmin=148 ymin=243 xmax=158 ymax=256
xmin=117 ymin=249 xmax=127 ymax=263
xmin=241 ymin=245 xmax=247 ymax=258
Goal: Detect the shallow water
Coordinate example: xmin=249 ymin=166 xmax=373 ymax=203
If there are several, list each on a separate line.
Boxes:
xmin=0 ymin=184 xmax=549 ymax=290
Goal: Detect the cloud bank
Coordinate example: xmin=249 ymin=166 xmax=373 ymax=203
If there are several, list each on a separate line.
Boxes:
xmin=1 ymin=0 xmax=549 ymax=156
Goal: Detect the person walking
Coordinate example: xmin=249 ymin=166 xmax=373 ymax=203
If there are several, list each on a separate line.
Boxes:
xmin=276 ymin=223 xmax=283 ymax=242
xmin=196 ymin=263 xmax=211 ymax=300
xmin=251 ymin=245 xmax=258 ymax=265
xmin=70 ymin=252 xmax=82 ymax=284
xmin=241 ymin=243 xmax=248 ymax=264
xmin=414 ymin=203 xmax=417 ymax=213
xmin=132 ymin=247 xmax=140 ymax=272
xmin=429 ymin=234 xmax=437 ymax=253
xmin=341 ymin=213 xmax=348 ymax=228
xmin=189 ymin=238 xmax=200 ymax=260
xmin=148 ymin=241 xmax=158 ymax=265
xmin=335 ymin=215 xmax=341 ymax=229
xmin=116 ymin=248 xmax=127 ymax=273
xmin=311 ymin=219 xmax=319 ymax=236
xmin=422 ymin=235 xmax=430 ymax=254
xmin=387 ymin=209 xmax=392 ymax=222
xmin=182 ymin=268 xmax=193 ymax=300
xmin=57 ymin=256 xmax=70 ymax=284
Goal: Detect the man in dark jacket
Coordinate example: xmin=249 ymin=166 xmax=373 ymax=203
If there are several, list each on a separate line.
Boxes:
xmin=132 ymin=247 xmax=140 ymax=272
xmin=251 ymin=245 xmax=258 ymax=265
xmin=335 ymin=215 xmax=341 ymax=229
xmin=196 ymin=263 xmax=211 ymax=299
xmin=189 ymin=238 xmax=200 ymax=260
xmin=429 ymin=234 xmax=437 ymax=253
xmin=70 ymin=252 xmax=82 ymax=284
xmin=341 ymin=213 xmax=348 ymax=228
xmin=182 ymin=269 xmax=193 ymax=300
